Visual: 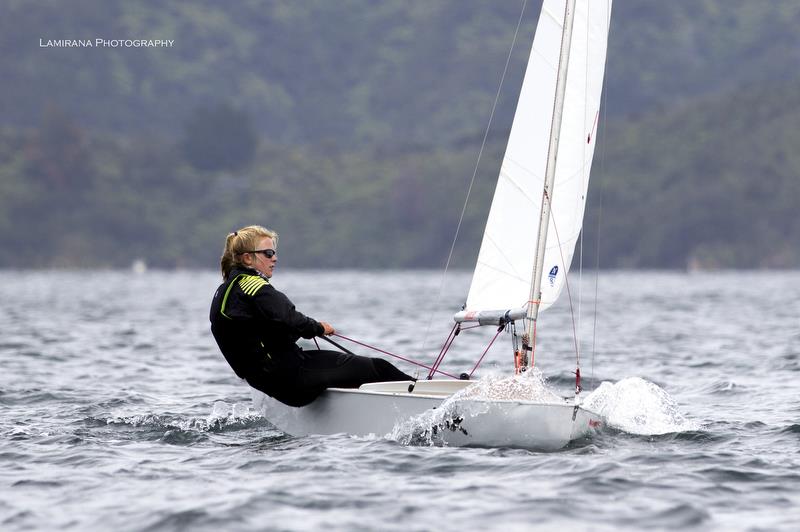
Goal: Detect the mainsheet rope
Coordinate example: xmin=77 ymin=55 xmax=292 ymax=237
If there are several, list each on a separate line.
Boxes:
xmin=330 ymin=324 xmax=490 ymax=381
xmin=331 ymin=333 xmax=460 ymax=380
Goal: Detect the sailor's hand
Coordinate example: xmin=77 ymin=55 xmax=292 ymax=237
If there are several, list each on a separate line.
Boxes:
xmin=320 ymin=322 xmax=335 ymax=336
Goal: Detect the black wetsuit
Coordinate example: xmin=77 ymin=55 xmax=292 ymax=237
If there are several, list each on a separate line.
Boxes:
xmin=210 ymin=266 xmax=413 ymax=406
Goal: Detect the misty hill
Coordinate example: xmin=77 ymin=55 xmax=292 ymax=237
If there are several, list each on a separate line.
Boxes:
xmin=3 ymin=1 xmax=798 ymax=145
xmin=0 ymin=1 xmax=798 ymax=269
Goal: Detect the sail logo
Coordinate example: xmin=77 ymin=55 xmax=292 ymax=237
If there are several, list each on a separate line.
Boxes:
xmin=548 ymin=266 xmax=558 ymax=287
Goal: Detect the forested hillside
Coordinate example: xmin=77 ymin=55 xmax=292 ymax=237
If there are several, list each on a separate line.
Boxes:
xmin=0 ymin=0 xmax=798 ymax=269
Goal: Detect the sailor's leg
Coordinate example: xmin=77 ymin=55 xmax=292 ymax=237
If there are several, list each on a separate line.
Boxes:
xmin=300 ymin=349 xmax=413 ymax=390
xmin=371 ymin=357 xmax=416 ymax=382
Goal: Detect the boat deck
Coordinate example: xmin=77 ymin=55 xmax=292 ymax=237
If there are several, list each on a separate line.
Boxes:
xmin=356 ymin=379 xmax=473 ymax=397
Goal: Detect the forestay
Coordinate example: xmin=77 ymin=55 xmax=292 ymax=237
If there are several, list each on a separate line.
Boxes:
xmin=460 ymin=0 xmax=611 ymax=319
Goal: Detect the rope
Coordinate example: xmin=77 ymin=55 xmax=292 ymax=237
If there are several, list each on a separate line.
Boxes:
xmin=332 ymin=333 xmax=460 ymax=380
xmin=468 ymin=326 xmax=504 ymax=378
xmin=428 ymin=323 xmax=457 ymax=378
xmin=427 ymin=323 xmax=459 ymax=380
xmin=419 ymin=0 xmax=529 ymax=354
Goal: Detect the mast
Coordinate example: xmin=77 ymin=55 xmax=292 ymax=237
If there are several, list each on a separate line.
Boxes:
xmin=525 ymin=0 xmax=577 ymax=365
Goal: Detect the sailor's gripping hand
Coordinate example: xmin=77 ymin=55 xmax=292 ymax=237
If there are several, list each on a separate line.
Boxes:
xmin=319 ymin=322 xmax=335 ymax=336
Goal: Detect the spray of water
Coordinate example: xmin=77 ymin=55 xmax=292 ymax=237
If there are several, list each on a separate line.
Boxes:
xmin=582 ymin=377 xmax=701 ymax=435
xmin=388 ymin=368 xmax=562 ymax=445
xmin=387 ymin=373 xmax=700 ymax=445
xmin=454 ymin=367 xmax=563 ymax=402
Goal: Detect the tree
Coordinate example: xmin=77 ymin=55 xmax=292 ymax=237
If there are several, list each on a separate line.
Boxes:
xmin=181 ymin=102 xmax=258 ymax=172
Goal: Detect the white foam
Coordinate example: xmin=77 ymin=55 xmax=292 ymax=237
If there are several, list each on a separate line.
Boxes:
xmin=103 ymin=402 xmax=261 ymax=432
xmin=582 ymin=377 xmax=701 ymax=435
xmin=203 ymin=401 xmax=262 ymax=430
xmin=452 ymin=368 xmax=563 ymax=403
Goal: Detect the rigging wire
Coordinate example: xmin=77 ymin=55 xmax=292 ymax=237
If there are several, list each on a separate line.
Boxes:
xmin=532 ymin=0 xmax=596 ymax=389
xmin=419 ymin=0 xmax=529 ymax=357
xmin=526 ymin=0 xmax=590 ymax=388
xmin=427 ymin=323 xmax=460 ymax=380
xmin=590 ymin=1 xmax=613 ymax=390
xmin=577 ymin=0 xmax=594 ymax=369
xmin=468 ymin=325 xmax=505 ymax=377
xmin=543 ymin=197 xmax=581 ymax=370
xmin=548 ymin=0 xmax=614 ymax=393
xmin=325 ymin=2 xmax=613 ymax=390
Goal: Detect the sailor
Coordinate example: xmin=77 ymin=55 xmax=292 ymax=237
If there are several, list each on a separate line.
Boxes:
xmin=210 ymin=225 xmax=413 ymax=407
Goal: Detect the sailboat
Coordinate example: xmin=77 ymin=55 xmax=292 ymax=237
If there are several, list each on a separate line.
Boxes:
xmin=254 ymin=0 xmax=613 ymax=450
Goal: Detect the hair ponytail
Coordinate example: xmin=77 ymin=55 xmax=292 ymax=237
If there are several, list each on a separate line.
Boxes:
xmin=219 ymin=225 xmax=278 ymax=279
xmin=220 ymin=232 xmax=238 ymax=279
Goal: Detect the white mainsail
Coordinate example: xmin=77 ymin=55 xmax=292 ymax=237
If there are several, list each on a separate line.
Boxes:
xmin=461 ymin=0 xmax=611 ymax=317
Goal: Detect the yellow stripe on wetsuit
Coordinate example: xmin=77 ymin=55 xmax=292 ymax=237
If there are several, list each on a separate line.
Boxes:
xmin=238 ymin=275 xmax=269 ymax=296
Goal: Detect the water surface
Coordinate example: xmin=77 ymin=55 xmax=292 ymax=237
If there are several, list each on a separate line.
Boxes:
xmin=1 ymin=270 xmax=799 ymax=530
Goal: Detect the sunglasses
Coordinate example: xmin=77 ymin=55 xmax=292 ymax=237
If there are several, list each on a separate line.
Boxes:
xmin=244 ymin=248 xmax=276 ymax=259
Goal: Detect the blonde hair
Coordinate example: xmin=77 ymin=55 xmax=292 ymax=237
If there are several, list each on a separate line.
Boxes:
xmin=220 ymin=225 xmax=278 ymax=279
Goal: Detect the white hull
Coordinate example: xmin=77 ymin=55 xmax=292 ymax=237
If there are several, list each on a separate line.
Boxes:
xmin=253 ymin=380 xmax=602 ymax=451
